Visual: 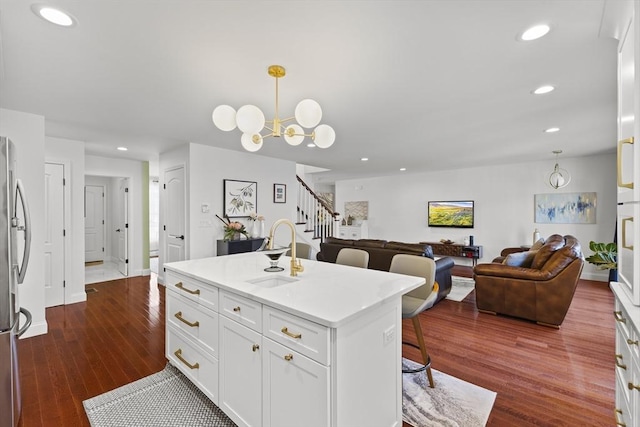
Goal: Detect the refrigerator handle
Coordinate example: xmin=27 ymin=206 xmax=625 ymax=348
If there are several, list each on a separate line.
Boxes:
xmin=17 ymin=307 xmax=32 ymax=337
xmin=15 ymin=178 xmax=32 ymax=284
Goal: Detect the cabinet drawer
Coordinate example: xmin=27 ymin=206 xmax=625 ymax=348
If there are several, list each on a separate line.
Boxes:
xmin=220 ymin=290 xmax=262 ymax=333
xmin=615 ymin=374 xmax=633 ymax=427
xmin=167 ymin=325 xmax=219 ymax=404
xmin=263 ymin=306 xmax=330 ymax=365
xmin=166 ymin=272 xmax=219 ymax=313
xmin=614 ymin=300 xmax=633 ymax=341
xmin=167 ymin=292 xmax=218 ymax=357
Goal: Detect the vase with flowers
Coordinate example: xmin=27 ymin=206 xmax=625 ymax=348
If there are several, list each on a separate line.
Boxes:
xmin=249 ymin=212 xmax=265 ymax=238
xmin=217 ymin=214 xmax=249 ymax=241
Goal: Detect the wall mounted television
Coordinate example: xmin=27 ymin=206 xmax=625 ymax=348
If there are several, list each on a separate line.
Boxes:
xmin=427 ymin=200 xmax=474 ymax=228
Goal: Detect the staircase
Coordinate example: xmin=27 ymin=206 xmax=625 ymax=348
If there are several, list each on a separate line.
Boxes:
xmin=295 ymin=175 xmax=339 ymax=254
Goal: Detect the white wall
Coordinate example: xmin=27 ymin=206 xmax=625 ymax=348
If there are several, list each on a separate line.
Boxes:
xmin=158 ymin=143 xmax=297 ymax=282
xmin=335 ymin=153 xmax=617 ymax=281
xmin=85 ymin=155 xmax=147 ymax=277
xmin=188 ymin=143 xmax=296 ymax=259
xmin=45 ymin=136 xmax=86 ymax=305
xmin=0 ymin=108 xmax=47 ymax=337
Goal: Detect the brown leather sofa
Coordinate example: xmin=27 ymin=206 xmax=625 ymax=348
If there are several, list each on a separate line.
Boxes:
xmin=473 ymin=234 xmax=584 ymax=327
xmin=317 ymin=237 xmax=454 ymax=303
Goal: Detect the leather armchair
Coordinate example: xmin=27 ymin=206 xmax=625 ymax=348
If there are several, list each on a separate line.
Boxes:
xmin=473 ymin=234 xmax=584 ymax=327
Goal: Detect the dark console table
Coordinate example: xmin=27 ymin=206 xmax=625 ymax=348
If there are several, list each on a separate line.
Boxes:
xmin=421 ymin=242 xmax=483 ymax=266
xmin=217 ymin=238 xmax=265 ymax=256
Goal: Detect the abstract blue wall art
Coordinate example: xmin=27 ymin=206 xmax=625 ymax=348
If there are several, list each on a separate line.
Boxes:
xmin=534 ymin=192 xmax=597 ymax=224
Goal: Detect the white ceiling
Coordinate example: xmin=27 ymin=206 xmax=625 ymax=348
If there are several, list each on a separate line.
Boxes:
xmin=0 ymin=0 xmax=619 ymax=181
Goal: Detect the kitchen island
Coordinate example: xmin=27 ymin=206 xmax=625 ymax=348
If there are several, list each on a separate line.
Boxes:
xmin=164 ymin=252 xmax=424 ymax=427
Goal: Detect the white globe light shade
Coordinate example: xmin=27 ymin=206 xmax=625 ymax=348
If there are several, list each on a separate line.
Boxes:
xmin=241 ymin=133 xmax=263 ymax=152
xmin=313 ymin=124 xmax=336 ymax=148
xmin=236 ymin=105 xmax=265 ymax=134
xmin=295 ymin=99 xmax=322 ymax=128
xmin=284 ymin=125 xmax=304 ymax=146
xmin=212 ymin=105 xmax=237 ymax=131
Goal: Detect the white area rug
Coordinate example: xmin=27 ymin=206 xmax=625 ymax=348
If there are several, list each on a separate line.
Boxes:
xmin=446 ymin=276 xmax=475 ymax=302
xmin=403 ymin=358 xmax=496 ymax=427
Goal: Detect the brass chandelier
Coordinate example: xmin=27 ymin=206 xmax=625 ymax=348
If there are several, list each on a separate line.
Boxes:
xmin=212 ymin=65 xmax=335 ymax=152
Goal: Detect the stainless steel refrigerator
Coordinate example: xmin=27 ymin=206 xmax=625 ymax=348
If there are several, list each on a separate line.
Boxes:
xmin=0 ymin=137 xmax=32 ymax=427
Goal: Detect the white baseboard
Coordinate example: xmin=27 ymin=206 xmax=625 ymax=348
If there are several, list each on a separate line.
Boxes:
xmin=19 ymin=320 xmax=48 ymax=339
xmin=581 ymin=271 xmax=609 ymax=282
xmin=67 ymin=291 xmax=87 ymax=305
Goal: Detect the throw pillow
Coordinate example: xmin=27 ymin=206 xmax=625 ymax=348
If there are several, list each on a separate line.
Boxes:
xmin=502 ymin=250 xmax=537 ymax=268
xmin=530 ymin=234 xmax=565 ymax=269
xmin=531 ymin=238 xmax=545 ymax=251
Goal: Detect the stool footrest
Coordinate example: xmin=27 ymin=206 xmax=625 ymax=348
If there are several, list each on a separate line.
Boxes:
xmin=402 ymin=341 xmax=432 ymax=373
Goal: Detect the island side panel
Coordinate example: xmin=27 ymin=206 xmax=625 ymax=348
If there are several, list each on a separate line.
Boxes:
xmin=332 ymin=296 xmax=403 ymax=427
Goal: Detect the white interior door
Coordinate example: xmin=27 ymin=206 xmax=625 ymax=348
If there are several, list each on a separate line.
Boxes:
xmin=165 ymin=166 xmax=186 ymax=263
xmin=85 ymin=185 xmax=104 ymax=263
xmin=44 ymin=163 xmax=64 ymax=307
xmin=117 ymin=178 xmax=129 ymax=276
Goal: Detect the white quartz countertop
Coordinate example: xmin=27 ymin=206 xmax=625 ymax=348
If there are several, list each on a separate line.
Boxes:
xmin=165 ymin=252 xmax=425 ymax=327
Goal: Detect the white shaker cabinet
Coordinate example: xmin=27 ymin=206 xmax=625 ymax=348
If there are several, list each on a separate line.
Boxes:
xmin=611 ymin=285 xmax=640 ymax=427
xmin=219 ymin=315 xmax=262 ymax=427
xmin=165 ymin=252 xmax=423 ymax=427
xmin=262 ymin=338 xmax=329 ymax=427
xmin=610 ymin=1 xmax=640 ymax=425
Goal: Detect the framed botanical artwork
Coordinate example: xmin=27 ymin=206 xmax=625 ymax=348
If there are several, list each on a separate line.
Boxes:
xmin=224 ymin=179 xmax=257 ymax=218
xmin=534 ymin=192 xmax=597 ymax=224
xmin=273 ymin=183 xmax=286 ymax=203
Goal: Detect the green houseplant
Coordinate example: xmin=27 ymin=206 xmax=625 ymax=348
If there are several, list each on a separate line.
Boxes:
xmin=585 ymin=241 xmax=617 ymax=270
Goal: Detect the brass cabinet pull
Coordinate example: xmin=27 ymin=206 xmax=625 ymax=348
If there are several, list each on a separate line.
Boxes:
xmin=233 ymin=306 xmax=241 ymax=312
xmin=281 ymin=327 xmax=302 ymax=339
xmin=174 ymin=348 xmax=200 ymax=369
xmin=175 ymin=282 xmax=200 ymax=295
xmin=622 ymin=217 xmax=634 ymax=250
xmin=174 ymin=311 xmax=199 ymax=328
xmin=252 ymin=344 xmax=260 ymax=352
xmin=614 ymin=408 xmax=626 ymax=427
xmin=614 ymin=311 xmax=627 ymax=323
xmin=615 ymin=354 xmax=627 ymax=370
xmin=627 ymin=339 xmax=639 ymax=346
xmin=617 ymin=137 xmax=634 ymax=189
xmin=284 ymin=354 xmax=293 ymax=361
xmin=628 ymin=382 xmax=640 ymax=391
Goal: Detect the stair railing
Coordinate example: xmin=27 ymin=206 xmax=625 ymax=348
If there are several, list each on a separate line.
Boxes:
xmin=296 ymin=175 xmax=340 ymax=242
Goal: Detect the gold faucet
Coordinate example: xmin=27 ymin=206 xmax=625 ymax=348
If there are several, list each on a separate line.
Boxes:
xmin=268 ymin=219 xmax=304 ymax=277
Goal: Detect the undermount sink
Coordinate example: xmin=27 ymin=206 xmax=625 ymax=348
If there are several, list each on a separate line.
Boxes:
xmin=247 ymin=275 xmax=298 ymax=288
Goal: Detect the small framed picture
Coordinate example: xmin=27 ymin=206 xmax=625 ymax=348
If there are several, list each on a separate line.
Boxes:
xmin=273 ymin=183 xmax=286 ymax=203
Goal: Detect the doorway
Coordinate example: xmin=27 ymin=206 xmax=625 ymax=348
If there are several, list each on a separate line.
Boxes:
xmin=85 ymin=175 xmax=129 ymax=283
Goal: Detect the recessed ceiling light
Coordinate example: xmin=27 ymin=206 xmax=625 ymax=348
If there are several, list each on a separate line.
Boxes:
xmin=307 ymin=143 xmax=316 ymax=148
xmin=544 ymin=127 xmax=560 ymax=133
xmin=361 ymin=157 xmax=369 ymax=161
xmin=621 ymin=115 xmax=634 ymax=123
xmin=31 ymin=4 xmax=77 ymax=27
xmin=117 ymin=147 xmax=128 ymax=151
xmin=519 ymin=24 xmax=550 ymax=41
xmin=532 ymin=85 xmax=555 ymax=95
xmin=399 ymin=168 xmax=407 ymax=171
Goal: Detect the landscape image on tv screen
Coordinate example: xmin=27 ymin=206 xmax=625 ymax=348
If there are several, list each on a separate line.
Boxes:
xmin=428 ymin=201 xmax=474 ymax=228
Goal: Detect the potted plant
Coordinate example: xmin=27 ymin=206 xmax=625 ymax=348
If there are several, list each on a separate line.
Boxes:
xmin=585 ymin=241 xmax=617 ymax=281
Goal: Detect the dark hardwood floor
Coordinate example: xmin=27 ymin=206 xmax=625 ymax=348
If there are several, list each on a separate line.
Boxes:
xmin=17 ymin=266 xmax=614 ymax=426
